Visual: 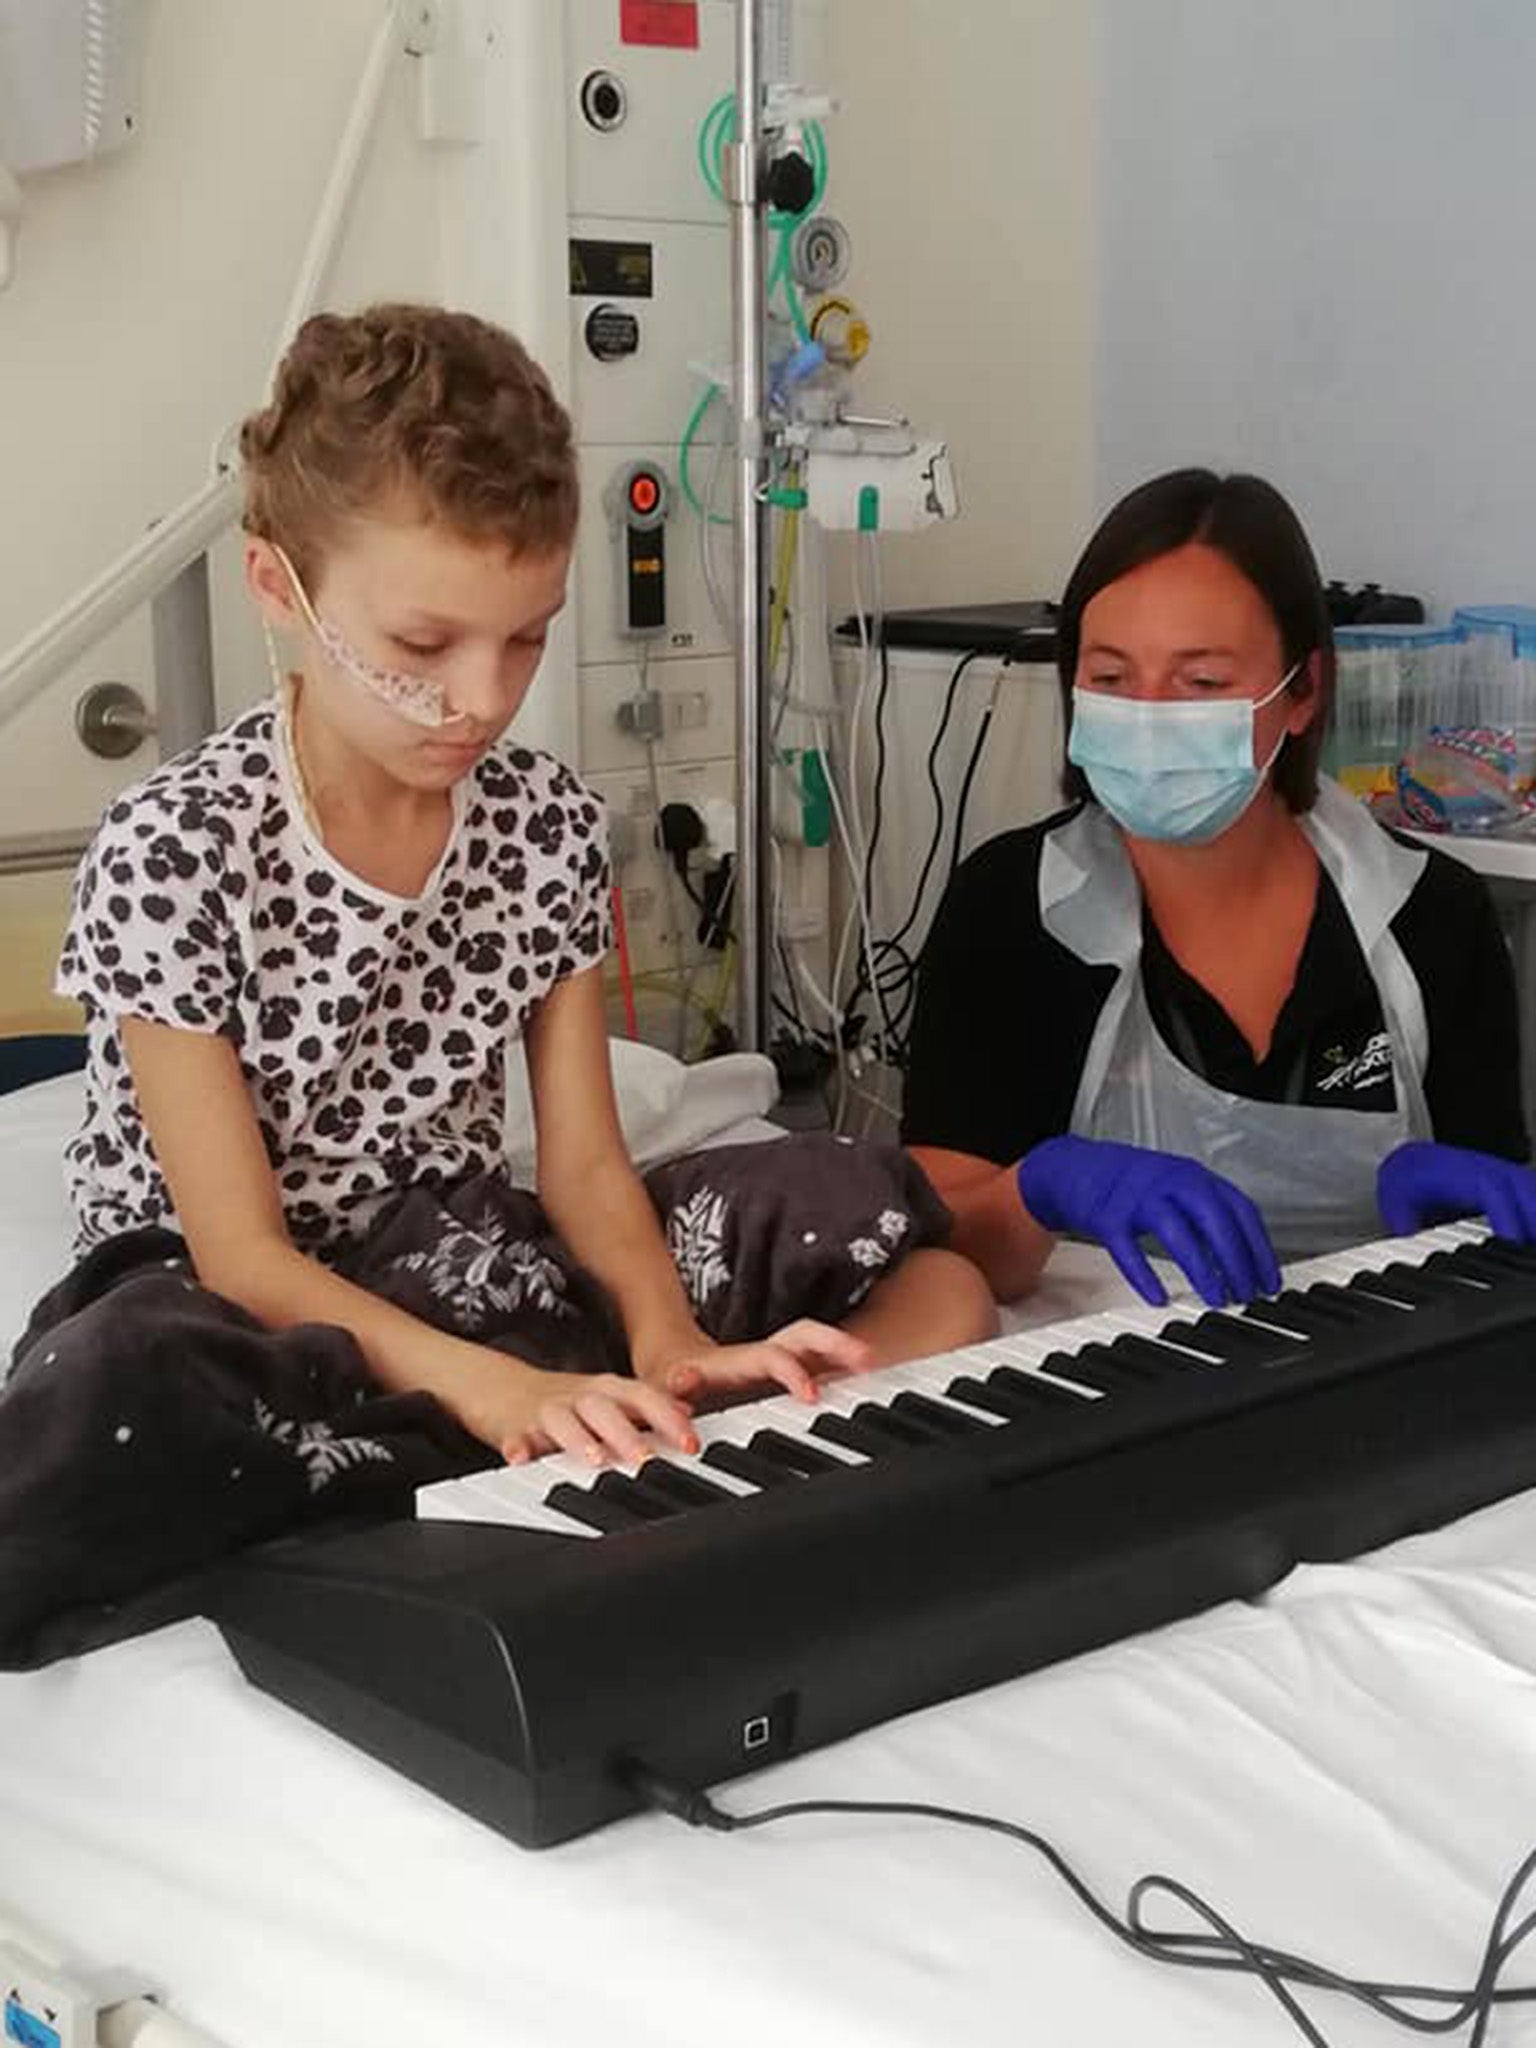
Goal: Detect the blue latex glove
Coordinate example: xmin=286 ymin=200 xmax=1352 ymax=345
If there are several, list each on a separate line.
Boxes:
xmin=1017 ymin=1134 xmax=1282 ymax=1309
xmin=1377 ymin=1141 xmax=1536 ymax=1242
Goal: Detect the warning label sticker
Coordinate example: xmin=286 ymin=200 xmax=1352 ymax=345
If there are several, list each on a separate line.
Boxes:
xmin=620 ymin=1 xmax=699 ymax=49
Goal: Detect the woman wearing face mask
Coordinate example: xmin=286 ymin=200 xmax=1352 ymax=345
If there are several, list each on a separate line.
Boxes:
xmin=902 ymin=468 xmax=1535 ymax=1308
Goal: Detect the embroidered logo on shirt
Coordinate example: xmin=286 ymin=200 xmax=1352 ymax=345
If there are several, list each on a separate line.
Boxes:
xmin=1317 ymin=1030 xmax=1395 ymax=1097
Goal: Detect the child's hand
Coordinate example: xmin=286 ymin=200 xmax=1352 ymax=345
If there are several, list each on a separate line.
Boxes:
xmin=637 ymin=1319 xmax=874 ymax=1406
xmin=457 ymin=1365 xmax=701 ymax=1468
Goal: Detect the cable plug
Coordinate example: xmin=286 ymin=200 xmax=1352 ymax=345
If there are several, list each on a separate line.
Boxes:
xmin=618 ymin=1760 xmax=733 ymax=1831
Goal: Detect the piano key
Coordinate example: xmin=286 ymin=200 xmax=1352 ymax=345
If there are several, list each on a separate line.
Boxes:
xmin=888 ymin=1390 xmax=994 ymax=1437
xmin=750 ymin=1427 xmax=851 ymax=1476
xmin=812 ymin=1408 xmax=927 ymax=1457
xmin=443 ymin=1469 xmax=599 ymax=1539
xmin=1304 ymin=1279 xmax=1409 ymax=1321
xmin=701 ymin=1440 xmax=803 ymax=1489
xmin=1419 ymin=1250 xmax=1495 ymax=1290
xmin=990 ymin=1363 xmax=1098 ymax=1407
xmin=591 ymin=1469 xmax=682 ymax=1522
xmin=1344 ymin=1265 xmax=1459 ymax=1309
xmin=1179 ymin=1311 xmax=1297 ymax=1364
xmin=690 ymin=1397 xmax=870 ymax=1472
xmin=1455 ymin=1239 xmax=1536 ymax=1280
xmin=640 ymin=1454 xmax=756 ymax=1504
xmin=1038 ymin=1343 xmax=1161 ymax=1396
xmin=944 ymin=1372 xmax=1078 ymax=1422
xmin=545 ymin=1481 xmax=649 ymax=1535
xmin=634 ymin=1459 xmax=741 ymax=1510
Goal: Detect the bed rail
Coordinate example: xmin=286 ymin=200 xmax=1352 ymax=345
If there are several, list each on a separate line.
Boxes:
xmin=0 ymin=0 xmax=414 ymax=881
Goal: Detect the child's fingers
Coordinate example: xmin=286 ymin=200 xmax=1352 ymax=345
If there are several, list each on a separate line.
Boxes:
xmin=562 ymin=1382 xmax=697 ymax=1463
xmin=755 ymin=1344 xmax=820 ymax=1403
xmin=771 ymin=1319 xmax=875 ymax=1376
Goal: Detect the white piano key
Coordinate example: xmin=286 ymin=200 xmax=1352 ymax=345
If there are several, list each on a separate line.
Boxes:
xmin=416 ymin=1470 xmax=598 ymax=1539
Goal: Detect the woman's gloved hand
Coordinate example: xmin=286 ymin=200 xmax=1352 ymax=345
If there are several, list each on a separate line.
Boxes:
xmin=1017 ymin=1134 xmax=1282 ymax=1308
xmin=1377 ymin=1141 xmax=1536 ymax=1242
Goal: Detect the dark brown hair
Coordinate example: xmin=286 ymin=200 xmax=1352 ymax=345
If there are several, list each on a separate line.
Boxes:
xmin=240 ymin=303 xmax=579 ymax=582
xmin=1057 ymin=468 xmax=1334 ymax=812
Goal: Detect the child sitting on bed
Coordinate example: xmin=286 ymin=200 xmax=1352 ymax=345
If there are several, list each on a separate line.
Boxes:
xmin=0 ymin=305 xmax=991 ymax=1665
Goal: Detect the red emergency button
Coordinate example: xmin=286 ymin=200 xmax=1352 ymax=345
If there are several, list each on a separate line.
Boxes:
xmin=629 ymin=471 xmax=661 ymax=515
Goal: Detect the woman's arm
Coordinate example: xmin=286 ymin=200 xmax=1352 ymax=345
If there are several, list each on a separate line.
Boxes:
xmin=525 ymin=965 xmax=866 ymax=1397
xmin=120 ymin=1016 xmax=693 ymax=1464
xmin=906 ymin=1144 xmax=1055 ymax=1302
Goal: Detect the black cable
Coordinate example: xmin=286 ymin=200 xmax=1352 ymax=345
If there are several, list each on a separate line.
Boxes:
xmin=861 ymin=641 xmax=892 ymax=931
xmin=948 ymin=657 xmax=1010 ymax=884
xmin=842 ymin=645 xmax=990 ymax=1073
xmin=888 ymin=647 xmax=988 ymax=953
xmin=624 ymin=1769 xmax=1536 ymax=2048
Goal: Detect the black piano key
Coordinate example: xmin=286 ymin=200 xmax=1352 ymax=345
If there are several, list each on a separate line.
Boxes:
xmin=1240 ymin=1292 xmax=1344 ymax=1340
xmin=1420 ymin=1250 xmax=1497 ymax=1289
xmin=1471 ymin=1235 xmax=1536 ymax=1270
xmin=847 ymin=1399 xmax=959 ymax=1446
xmin=701 ymin=1441 xmax=800 ymax=1489
xmin=1184 ymin=1311 xmax=1297 ymax=1364
xmin=751 ymin=1428 xmax=849 ymax=1476
xmin=635 ymin=1459 xmax=737 ymax=1511
xmin=546 ymin=1481 xmax=647 ymax=1534
xmin=890 ymin=1390 xmax=992 ymax=1437
xmin=988 ymin=1365 xmax=1091 ymax=1410
xmin=812 ymin=1410 xmax=909 ymax=1458
xmin=1452 ymin=1241 xmax=1536 ymax=1282
xmin=944 ymin=1373 xmax=1063 ymax=1421
xmin=593 ymin=1469 xmax=680 ymax=1521
xmin=1304 ymin=1281 xmax=1396 ymax=1322
xmin=1038 ymin=1344 xmax=1146 ymax=1395
xmin=1104 ymin=1332 xmax=1209 ymax=1374
xmin=1345 ymin=1266 xmax=1450 ymax=1309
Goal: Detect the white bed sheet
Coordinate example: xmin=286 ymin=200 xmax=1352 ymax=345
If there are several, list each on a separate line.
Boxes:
xmin=3 ymin=1080 xmax=1536 ymax=2047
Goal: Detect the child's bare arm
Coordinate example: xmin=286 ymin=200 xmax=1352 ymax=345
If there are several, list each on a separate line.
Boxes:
xmin=526 ymin=966 xmax=870 ymax=1398
xmin=906 ymin=1144 xmax=1053 ymax=1302
xmin=120 ymin=1016 xmax=696 ymax=1463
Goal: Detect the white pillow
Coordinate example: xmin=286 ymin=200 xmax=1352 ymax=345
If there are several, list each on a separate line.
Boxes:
xmin=504 ymin=1037 xmax=780 ymax=1185
xmin=0 ymin=1071 xmax=81 ymax=1359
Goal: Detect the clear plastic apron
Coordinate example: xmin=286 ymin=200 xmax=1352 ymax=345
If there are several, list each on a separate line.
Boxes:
xmin=1039 ymin=778 xmax=1433 ymax=1259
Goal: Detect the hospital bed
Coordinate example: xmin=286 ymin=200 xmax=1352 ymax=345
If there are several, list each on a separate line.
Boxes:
xmin=3 ymin=1071 xmax=1536 ymax=2048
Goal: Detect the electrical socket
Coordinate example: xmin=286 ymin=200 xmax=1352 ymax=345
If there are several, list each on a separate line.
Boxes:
xmin=616 ymin=693 xmax=665 ymax=742
xmin=670 ymin=689 xmax=709 ymax=731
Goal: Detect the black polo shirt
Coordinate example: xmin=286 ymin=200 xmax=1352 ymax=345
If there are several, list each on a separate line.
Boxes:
xmin=901 ymin=804 xmax=1529 ymax=1167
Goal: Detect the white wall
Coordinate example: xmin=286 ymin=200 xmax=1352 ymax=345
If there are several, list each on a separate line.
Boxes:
xmin=824 ymin=0 xmax=1095 ymax=610
xmin=1095 ymin=0 xmax=1536 ymax=616
xmin=0 ymin=0 xmax=572 ymax=1029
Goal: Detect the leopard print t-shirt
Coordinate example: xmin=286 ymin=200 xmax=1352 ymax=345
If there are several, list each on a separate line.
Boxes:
xmin=57 ymin=705 xmax=612 ymax=1257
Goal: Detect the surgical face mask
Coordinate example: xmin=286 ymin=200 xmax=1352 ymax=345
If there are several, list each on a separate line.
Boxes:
xmin=265 ymin=543 xmax=466 ymax=729
xmin=1067 ymin=665 xmax=1300 ymax=845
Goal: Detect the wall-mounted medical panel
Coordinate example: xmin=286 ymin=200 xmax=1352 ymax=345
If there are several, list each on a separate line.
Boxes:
xmin=569 ymin=215 xmax=729 ymax=447
xmin=565 ymin=0 xmax=733 ymax=227
xmin=578 ymin=652 xmax=734 ymax=775
xmin=573 ymin=443 xmax=731 ymax=669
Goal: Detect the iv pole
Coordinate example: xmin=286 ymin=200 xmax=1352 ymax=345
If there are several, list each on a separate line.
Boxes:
xmin=727 ymin=0 xmax=772 ymax=1054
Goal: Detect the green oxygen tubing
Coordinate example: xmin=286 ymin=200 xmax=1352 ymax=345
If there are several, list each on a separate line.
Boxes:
xmin=681 ymin=93 xmax=829 ymax=524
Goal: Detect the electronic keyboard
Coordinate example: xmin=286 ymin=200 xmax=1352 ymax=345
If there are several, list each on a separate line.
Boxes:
xmin=209 ymin=1221 xmax=1536 ymax=1848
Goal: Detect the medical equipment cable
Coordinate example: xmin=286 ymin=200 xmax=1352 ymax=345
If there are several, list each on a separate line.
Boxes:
xmin=628 ymin=1767 xmax=1536 ymax=2048
xmin=837 ymin=646 xmax=991 ymax=1070
xmin=948 ymin=657 xmax=1009 ymax=882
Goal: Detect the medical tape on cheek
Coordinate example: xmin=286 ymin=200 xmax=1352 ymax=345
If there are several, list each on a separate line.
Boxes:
xmin=269 ymin=543 xmax=457 ymax=728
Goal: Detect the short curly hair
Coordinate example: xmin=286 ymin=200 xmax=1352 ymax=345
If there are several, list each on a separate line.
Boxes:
xmin=240 ymin=303 xmax=578 ymax=583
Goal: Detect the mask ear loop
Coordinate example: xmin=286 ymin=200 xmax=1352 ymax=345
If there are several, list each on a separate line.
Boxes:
xmin=1256 ymin=658 xmax=1305 ymax=776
